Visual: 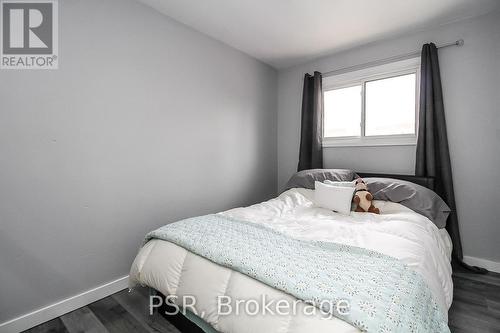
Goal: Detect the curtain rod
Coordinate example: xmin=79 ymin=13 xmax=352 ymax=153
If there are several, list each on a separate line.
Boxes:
xmin=322 ymin=39 xmax=464 ymax=78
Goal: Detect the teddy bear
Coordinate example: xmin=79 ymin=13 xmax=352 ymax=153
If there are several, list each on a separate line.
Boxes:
xmin=352 ymin=178 xmax=380 ymax=214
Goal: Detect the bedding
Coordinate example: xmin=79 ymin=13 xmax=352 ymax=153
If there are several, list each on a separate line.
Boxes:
xmin=323 ymin=180 xmax=356 ymax=187
xmin=130 ymin=188 xmax=453 ymax=333
xmin=284 ymin=168 xmax=356 ymax=190
xmin=439 ymin=229 xmax=453 ymax=263
xmin=314 ymin=181 xmax=355 ymax=215
xmin=360 ymin=177 xmax=451 ymax=228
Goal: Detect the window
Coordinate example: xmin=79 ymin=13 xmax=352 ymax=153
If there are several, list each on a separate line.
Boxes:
xmin=322 ymin=57 xmax=419 ymax=147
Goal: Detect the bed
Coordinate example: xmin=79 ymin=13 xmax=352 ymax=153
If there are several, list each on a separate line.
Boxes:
xmin=129 ymin=170 xmax=453 ymax=333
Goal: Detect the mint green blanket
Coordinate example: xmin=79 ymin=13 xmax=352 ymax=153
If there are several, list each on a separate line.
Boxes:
xmin=146 ymin=214 xmax=449 ymax=333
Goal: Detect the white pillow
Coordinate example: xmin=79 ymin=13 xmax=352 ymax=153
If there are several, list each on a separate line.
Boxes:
xmin=314 ymin=181 xmax=355 ymax=215
xmin=323 ymin=180 xmax=355 ymax=187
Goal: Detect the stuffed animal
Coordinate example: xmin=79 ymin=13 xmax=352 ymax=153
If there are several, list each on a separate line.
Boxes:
xmin=352 ymin=178 xmax=380 ymax=214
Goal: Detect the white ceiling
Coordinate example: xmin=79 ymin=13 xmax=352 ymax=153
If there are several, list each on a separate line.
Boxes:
xmin=139 ymin=0 xmax=500 ymax=69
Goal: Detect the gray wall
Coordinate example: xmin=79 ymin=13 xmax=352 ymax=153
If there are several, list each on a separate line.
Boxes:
xmin=0 ymin=0 xmax=277 ymax=323
xmin=278 ymin=11 xmax=500 ymax=262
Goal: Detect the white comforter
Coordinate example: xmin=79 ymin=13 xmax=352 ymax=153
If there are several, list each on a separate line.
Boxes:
xmin=130 ymin=188 xmax=453 ymax=333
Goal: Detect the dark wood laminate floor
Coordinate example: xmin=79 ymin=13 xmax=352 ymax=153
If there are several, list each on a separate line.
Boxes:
xmin=23 ymin=286 xmax=180 ymax=333
xmin=23 ymin=268 xmax=500 ymax=333
xmin=448 ymin=266 xmax=500 ymax=332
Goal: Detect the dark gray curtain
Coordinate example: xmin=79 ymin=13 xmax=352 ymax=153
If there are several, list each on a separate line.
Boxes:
xmin=298 ymin=71 xmax=323 ymax=171
xmin=416 ymin=43 xmax=486 ymax=272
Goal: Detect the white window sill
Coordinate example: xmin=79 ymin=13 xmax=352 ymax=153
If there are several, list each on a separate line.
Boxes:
xmin=322 ymin=135 xmax=417 ymax=148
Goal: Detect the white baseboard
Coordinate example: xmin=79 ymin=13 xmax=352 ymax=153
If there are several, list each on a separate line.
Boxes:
xmin=464 ymin=256 xmax=500 ymax=273
xmin=0 ymin=275 xmax=129 ymax=333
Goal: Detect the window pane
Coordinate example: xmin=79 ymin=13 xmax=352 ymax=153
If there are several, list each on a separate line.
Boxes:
xmin=324 ymin=85 xmax=361 ymax=137
xmin=365 ymin=73 xmax=416 ymax=136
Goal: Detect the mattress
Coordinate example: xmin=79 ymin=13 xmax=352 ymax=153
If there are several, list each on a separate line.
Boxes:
xmin=130 ymin=188 xmax=453 ymax=333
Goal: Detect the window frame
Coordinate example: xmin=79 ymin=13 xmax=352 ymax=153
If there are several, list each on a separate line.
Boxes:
xmin=322 ymin=57 xmax=420 ymax=147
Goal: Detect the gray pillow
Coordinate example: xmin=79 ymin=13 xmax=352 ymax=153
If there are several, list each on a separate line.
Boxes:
xmin=284 ymin=169 xmax=356 ymax=191
xmin=362 ymin=177 xmax=451 ymax=228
